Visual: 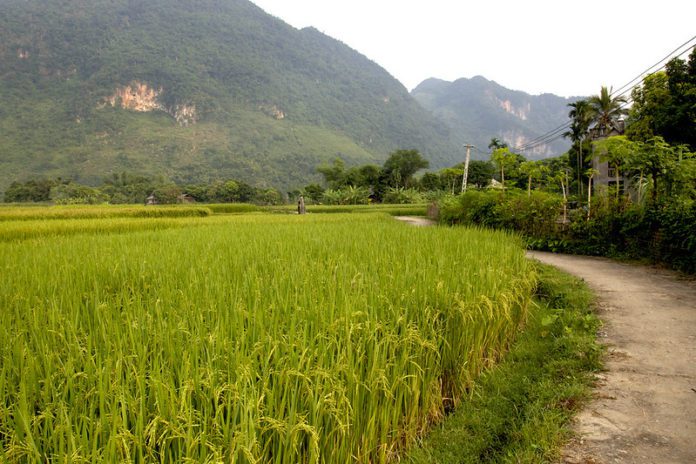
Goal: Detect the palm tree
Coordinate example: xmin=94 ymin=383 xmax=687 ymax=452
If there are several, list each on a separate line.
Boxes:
xmin=564 ymin=100 xmax=593 ymax=141
xmin=563 ymin=99 xmax=593 ymax=196
xmin=488 ymin=137 xmax=508 ymax=151
xmin=588 ymin=86 xmax=628 ymax=136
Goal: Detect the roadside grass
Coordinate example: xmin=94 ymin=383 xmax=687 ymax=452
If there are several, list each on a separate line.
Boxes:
xmin=406 ymin=263 xmax=602 ymax=463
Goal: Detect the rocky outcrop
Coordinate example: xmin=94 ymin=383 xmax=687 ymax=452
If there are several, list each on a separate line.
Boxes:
xmin=497 ymin=99 xmax=530 ymax=120
xmin=502 ymin=130 xmax=553 ymax=157
xmin=172 ymin=104 xmax=198 ymax=126
xmin=106 ymin=82 xmax=164 ymax=112
xmin=259 ymin=104 xmax=285 ymax=120
xmin=104 ymin=81 xmax=198 ymax=125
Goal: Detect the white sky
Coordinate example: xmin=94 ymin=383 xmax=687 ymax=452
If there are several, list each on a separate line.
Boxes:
xmin=251 ymin=0 xmax=696 ymax=97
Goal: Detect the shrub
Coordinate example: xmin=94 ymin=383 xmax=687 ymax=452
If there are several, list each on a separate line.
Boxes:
xmin=382 ymin=187 xmax=424 ymax=204
xmin=439 ymin=191 xmax=696 ymax=273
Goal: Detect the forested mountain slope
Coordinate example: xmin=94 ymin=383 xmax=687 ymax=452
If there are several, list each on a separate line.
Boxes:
xmin=0 ymin=0 xmax=458 ymax=192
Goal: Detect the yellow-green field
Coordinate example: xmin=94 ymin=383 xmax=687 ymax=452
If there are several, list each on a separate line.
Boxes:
xmin=0 ymin=208 xmax=535 ymax=462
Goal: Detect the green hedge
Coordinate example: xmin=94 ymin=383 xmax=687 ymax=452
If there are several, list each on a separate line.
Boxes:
xmin=439 ymin=191 xmax=696 ymax=274
xmin=439 ymin=190 xmax=562 ymax=238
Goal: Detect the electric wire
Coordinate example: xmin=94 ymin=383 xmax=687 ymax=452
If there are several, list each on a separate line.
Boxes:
xmin=511 ymin=36 xmax=696 ymax=154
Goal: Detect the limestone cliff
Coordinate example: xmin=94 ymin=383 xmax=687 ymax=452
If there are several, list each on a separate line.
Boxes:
xmin=104 ymin=81 xmax=197 ymax=126
xmin=106 ymin=82 xmax=164 ymax=112
xmin=497 ymin=99 xmax=530 ymax=121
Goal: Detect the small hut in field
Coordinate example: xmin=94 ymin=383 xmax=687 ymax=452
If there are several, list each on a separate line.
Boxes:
xmin=177 ymin=193 xmax=195 ymax=204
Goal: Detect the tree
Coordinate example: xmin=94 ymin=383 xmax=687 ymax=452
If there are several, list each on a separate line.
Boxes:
xmin=355 ymin=164 xmax=381 ymax=191
xmin=466 ymin=160 xmax=495 ymax=189
xmin=551 ymin=166 xmax=572 ymax=223
xmin=585 ymin=168 xmax=599 ymax=219
xmin=439 ymin=167 xmax=464 ymax=194
xmin=628 ymin=137 xmax=681 ymax=204
xmin=381 ymin=149 xmax=429 ymax=189
xmin=3 ymin=179 xmax=54 ymax=202
xmin=625 ymin=72 xmax=670 ymax=142
xmin=50 ymin=182 xmax=108 ymax=204
xmin=593 ymin=136 xmax=635 ymax=200
xmin=488 ymin=137 xmax=508 ymax=151
xmin=490 ymin=147 xmax=517 ymax=190
xmin=519 ymin=161 xmax=549 ymax=196
xmin=302 ymin=183 xmax=325 ymax=203
xmin=317 ymin=158 xmax=347 ymax=190
xmin=626 ymin=48 xmax=696 ymax=150
xmin=563 ymin=99 xmax=593 ymax=195
xmin=420 ymin=172 xmax=443 ymax=192
xmin=588 ymin=86 xmax=628 ymax=135
xmin=206 ymin=180 xmax=240 ymax=202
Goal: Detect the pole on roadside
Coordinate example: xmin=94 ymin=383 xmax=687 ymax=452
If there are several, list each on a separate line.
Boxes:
xmin=461 ymin=144 xmax=475 ymax=193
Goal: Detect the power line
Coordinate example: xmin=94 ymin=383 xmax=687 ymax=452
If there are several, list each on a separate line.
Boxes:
xmin=519 ymin=88 xmax=641 ymax=153
xmin=511 ymin=36 xmax=696 ymax=154
xmin=516 ymin=38 xmax=694 ymax=152
xmin=609 ymin=34 xmax=696 ymax=98
xmin=516 ymin=124 xmax=573 ymax=150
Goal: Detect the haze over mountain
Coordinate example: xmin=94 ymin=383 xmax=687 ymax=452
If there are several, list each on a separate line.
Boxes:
xmin=412 ymin=76 xmax=580 ymax=158
xmin=0 ymin=0 xmax=576 ymax=195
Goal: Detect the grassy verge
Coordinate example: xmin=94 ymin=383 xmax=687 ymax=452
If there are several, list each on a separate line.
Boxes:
xmin=406 ymin=263 xmax=602 ymax=463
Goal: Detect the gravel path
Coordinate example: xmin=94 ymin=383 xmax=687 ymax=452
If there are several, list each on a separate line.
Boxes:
xmin=393 ymin=216 xmax=436 ymax=227
xmin=527 ymin=252 xmax=696 ymax=464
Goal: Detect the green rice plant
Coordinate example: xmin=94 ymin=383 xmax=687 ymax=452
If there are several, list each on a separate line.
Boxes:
xmin=264 ymin=203 xmax=428 ymax=216
xmin=204 ymin=203 xmax=261 ymax=214
xmin=0 ymin=205 xmax=212 ymax=222
xmin=0 ymin=216 xmax=220 ymax=242
xmin=0 ymin=213 xmax=535 ymax=462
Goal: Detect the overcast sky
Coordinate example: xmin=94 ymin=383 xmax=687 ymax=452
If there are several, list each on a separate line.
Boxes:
xmin=251 ymin=0 xmax=695 ymax=97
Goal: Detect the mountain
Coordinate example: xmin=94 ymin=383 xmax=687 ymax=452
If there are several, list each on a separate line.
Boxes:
xmin=0 ymin=0 xmax=459 ymax=194
xmin=412 ymin=76 xmax=581 ymax=159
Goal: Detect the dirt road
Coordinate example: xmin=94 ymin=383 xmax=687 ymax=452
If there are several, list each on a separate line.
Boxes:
xmin=528 ymin=252 xmax=696 ymax=464
xmin=393 ymin=216 xmax=435 ymax=227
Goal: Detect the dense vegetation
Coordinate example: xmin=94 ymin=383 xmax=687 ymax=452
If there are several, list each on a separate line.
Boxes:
xmin=0 ymin=212 xmax=535 ymax=462
xmin=436 ymin=49 xmax=696 ymax=273
xmin=439 ymin=189 xmax=696 ymax=273
xmin=0 ymin=0 xmax=461 ymax=194
xmin=3 ymin=149 xmax=435 ymax=206
xmin=3 ymin=173 xmax=286 ymax=205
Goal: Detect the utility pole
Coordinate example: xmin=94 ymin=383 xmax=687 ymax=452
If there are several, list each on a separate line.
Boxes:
xmin=461 ymin=144 xmax=475 ymax=193
xmin=578 ymin=135 xmax=584 ymax=198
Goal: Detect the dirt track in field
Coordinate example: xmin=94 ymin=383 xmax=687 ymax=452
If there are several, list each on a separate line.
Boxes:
xmin=527 ymin=252 xmax=696 ymax=464
xmin=393 ymin=216 xmax=436 ymax=227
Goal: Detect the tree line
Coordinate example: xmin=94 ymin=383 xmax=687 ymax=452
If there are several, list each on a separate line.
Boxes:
xmin=3 ymin=173 xmax=285 ymax=205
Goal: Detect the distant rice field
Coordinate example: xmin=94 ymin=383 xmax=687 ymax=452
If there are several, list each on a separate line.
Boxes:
xmin=0 ymin=204 xmax=212 ymax=221
xmin=0 ymin=211 xmax=535 ymax=462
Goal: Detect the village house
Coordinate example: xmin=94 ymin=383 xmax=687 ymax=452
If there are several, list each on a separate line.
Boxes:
xmin=588 ymin=119 xmax=626 ymax=191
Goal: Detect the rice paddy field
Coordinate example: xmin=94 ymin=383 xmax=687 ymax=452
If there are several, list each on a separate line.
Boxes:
xmin=0 ymin=206 xmax=536 ymax=462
